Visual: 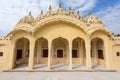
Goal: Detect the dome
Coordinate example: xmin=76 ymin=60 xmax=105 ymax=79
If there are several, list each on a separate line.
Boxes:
xmin=17 ymin=12 xmax=34 ymax=25
xmin=86 ymin=13 xmax=103 ymax=24
xmin=13 ymin=12 xmax=34 ymax=32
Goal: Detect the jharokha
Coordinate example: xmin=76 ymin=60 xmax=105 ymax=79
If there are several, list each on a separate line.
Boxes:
xmin=0 ymin=5 xmax=120 ymax=71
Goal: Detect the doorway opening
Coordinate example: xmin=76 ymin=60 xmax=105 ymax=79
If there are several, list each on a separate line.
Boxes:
xmin=57 ymin=49 xmax=63 ymax=58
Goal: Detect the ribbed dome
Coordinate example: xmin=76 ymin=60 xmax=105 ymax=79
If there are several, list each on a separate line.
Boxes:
xmin=18 ymin=12 xmax=34 ymax=25
xmin=86 ymin=13 xmax=103 ymax=24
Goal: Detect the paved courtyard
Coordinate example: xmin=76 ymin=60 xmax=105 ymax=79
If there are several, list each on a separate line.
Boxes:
xmin=0 ymin=72 xmax=120 ymax=80
xmin=0 ymin=64 xmax=119 ymax=80
xmin=13 ymin=64 xmax=107 ymax=71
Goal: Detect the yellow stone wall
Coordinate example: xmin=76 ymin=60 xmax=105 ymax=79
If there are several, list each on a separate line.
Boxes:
xmin=0 ymin=5 xmax=120 ymax=71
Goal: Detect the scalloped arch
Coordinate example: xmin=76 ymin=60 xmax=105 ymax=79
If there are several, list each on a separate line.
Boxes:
xmin=52 ymin=37 xmax=69 ymax=45
xmin=89 ymin=29 xmax=112 ymax=38
xmin=14 ymin=23 xmax=33 ymax=32
xmin=33 ymin=15 xmax=88 ymax=35
xmin=6 ymin=29 xmax=30 ymax=38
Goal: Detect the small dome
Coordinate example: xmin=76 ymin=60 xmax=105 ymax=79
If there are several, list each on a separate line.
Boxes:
xmin=18 ymin=12 xmax=34 ymax=25
xmin=86 ymin=13 xmax=103 ymax=24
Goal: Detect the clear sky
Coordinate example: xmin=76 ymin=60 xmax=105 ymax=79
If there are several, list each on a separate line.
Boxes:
xmin=0 ymin=0 xmax=120 ymax=36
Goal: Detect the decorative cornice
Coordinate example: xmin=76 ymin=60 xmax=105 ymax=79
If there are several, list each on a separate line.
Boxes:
xmin=16 ymin=5 xmax=104 ymax=27
xmin=86 ymin=13 xmax=104 ymax=26
xmin=17 ymin=11 xmax=34 ymax=25
xmin=13 ymin=4 xmax=106 ymax=37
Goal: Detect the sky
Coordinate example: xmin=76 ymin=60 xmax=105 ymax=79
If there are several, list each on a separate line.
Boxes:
xmin=0 ymin=0 xmax=120 ymax=36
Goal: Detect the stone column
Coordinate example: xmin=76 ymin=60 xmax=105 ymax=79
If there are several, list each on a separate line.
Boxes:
xmin=104 ymin=40 xmax=111 ymax=69
xmin=8 ymin=43 xmax=15 ymax=69
xmin=69 ymin=41 xmax=72 ymax=70
xmin=48 ymin=40 xmax=52 ymax=70
xmin=85 ymin=39 xmax=92 ymax=70
xmin=36 ymin=40 xmax=41 ymax=64
xmin=67 ymin=45 xmax=69 ymax=64
xmin=80 ymin=40 xmax=84 ymax=64
xmin=28 ymin=38 xmax=35 ymax=70
xmin=51 ymin=44 xmax=53 ymax=65
xmin=23 ymin=40 xmax=27 ymax=63
xmin=93 ymin=40 xmax=97 ymax=64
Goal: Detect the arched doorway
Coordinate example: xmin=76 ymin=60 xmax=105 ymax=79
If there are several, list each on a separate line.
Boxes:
xmin=14 ymin=38 xmax=29 ymax=68
xmin=52 ymin=37 xmax=68 ymax=64
xmin=72 ymin=38 xmax=85 ymax=64
xmin=35 ymin=38 xmax=48 ymax=64
xmin=91 ymin=38 xmax=105 ymax=68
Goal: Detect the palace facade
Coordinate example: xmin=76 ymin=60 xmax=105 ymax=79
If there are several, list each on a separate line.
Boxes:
xmin=0 ymin=5 xmax=120 ymax=71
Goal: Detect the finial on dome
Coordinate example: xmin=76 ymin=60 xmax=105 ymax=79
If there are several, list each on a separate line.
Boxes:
xmin=59 ymin=3 xmax=62 ymax=8
xmin=88 ymin=12 xmax=92 ymax=16
xmin=41 ymin=10 xmax=43 ymax=14
xmin=29 ymin=11 xmax=32 ymax=16
xmin=69 ymin=6 xmax=72 ymax=10
xmin=49 ymin=5 xmax=52 ymax=10
xmin=77 ymin=10 xmax=80 ymax=15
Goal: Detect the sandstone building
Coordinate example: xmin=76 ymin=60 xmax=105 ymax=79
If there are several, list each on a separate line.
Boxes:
xmin=0 ymin=5 xmax=120 ymax=71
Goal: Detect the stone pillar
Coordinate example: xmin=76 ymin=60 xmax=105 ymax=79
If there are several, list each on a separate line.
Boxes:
xmin=80 ymin=40 xmax=84 ymax=64
xmin=93 ymin=40 xmax=97 ymax=64
xmin=104 ymin=40 xmax=111 ymax=69
xmin=36 ymin=40 xmax=41 ymax=64
xmin=69 ymin=41 xmax=72 ymax=70
xmin=28 ymin=39 xmax=35 ymax=70
xmin=23 ymin=40 xmax=27 ymax=63
xmin=67 ymin=45 xmax=69 ymax=63
xmin=51 ymin=44 xmax=53 ymax=65
xmin=8 ymin=43 xmax=15 ymax=70
xmin=48 ymin=40 xmax=52 ymax=70
xmin=85 ymin=39 xmax=92 ymax=70
xmin=36 ymin=41 xmax=39 ymax=64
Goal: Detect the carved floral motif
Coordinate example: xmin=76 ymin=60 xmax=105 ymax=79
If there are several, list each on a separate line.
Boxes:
xmin=18 ymin=12 xmax=34 ymax=25
xmin=17 ymin=4 xmax=103 ymax=28
xmin=86 ymin=13 xmax=103 ymax=24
